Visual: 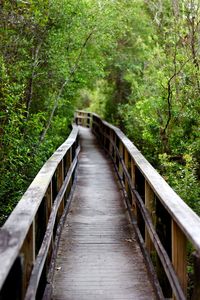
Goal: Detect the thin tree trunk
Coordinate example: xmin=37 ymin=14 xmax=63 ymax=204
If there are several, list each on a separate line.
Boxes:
xmin=39 ymin=30 xmax=95 ymax=142
xmin=26 ymin=42 xmax=42 ymax=118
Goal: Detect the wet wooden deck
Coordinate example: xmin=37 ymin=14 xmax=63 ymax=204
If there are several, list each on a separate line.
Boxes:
xmin=52 ymin=127 xmax=157 ymax=300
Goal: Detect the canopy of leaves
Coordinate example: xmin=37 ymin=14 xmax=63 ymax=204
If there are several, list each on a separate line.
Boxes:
xmin=0 ymin=0 xmax=200 ymax=226
xmin=82 ymin=0 xmax=200 ymax=215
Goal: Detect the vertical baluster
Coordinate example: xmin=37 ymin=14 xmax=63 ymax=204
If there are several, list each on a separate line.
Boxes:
xmin=135 ymin=167 xmax=145 ymax=239
xmin=66 ymin=148 xmax=72 ymax=198
xmin=87 ymin=113 xmax=90 ymax=128
xmin=105 ymin=127 xmax=108 ymax=151
xmin=155 ymin=199 xmax=172 ymax=298
xmin=109 ymin=129 xmax=113 ymax=156
xmin=124 ymin=148 xmax=129 ymax=194
xmin=172 ymin=220 xmax=187 ymax=298
xmin=101 ymin=121 xmax=104 ymax=145
xmin=131 ymin=159 xmax=137 ymax=217
xmin=80 ymin=113 xmax=82 ymax=126
xmin=0 ymin=256 xmax=23 ymax=299
xmin=111 ymin=131 xmax=114 ymax=161
xmin=99 ymin=122 xmax=102 ymax=144
xmin=192 ymin=251 xmax=200 ymax=300
xmin=82 ymin=112 xmax=84 ymax=126
xmin=77 ymin=114 xmax=79 ymax=125
xmin=57 ymin=160 xmax=64 ymax=221
xmin=113 ymin=133 xmax=117 ymax=165
xmin=45 ymin=181 xmax=53 ymax=266
xmin=46 ymin=181 xmax=53 ymax=225
xmin=92 ymin=115 xmax=95 ymax=134
xmin=119 ymin=141 xmax=123 ymax=179
xmin=103 ymin=125 xmax=106 ymax=149
xmin=145 ymin=181 xmax=154 ymax=254
xmin=72 ymin=142 xmax=76 ymax=184
xmin=20 ymin=221 xmax=35 ymax=298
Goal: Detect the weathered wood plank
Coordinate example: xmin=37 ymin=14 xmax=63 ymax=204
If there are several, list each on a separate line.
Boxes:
xmin=89 ymin=112 xmax=200 ymax=252
xmin=0 ymin=125 xmax=79 ymax=291
xmin=24 ymin=151 xmax=80 ymax=300
xmin=76 ymin=111 xmax=194 ymax=299
xmin=192 ymin=251 xmax=200 ymax=300
xmin=57 ymin=160 xmax=64 ymax=220
xmin=52 ymin=127 xmax=157 ymax=300
xmin=110 ymin=143 xmax=186 ymax=299
xmin=172 ymin=220 xmax=187 ymax=298
xmin=20 ymin=221 xmax=35 ymax=298
xmin=145 ymin=181 xmax=154 ymax=254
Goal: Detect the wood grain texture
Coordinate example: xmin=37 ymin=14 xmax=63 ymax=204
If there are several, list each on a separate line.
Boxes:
xmin=87 ymin=112 xmax=200 ymax=252
xmin=52 ymin=127 xmax=156 ymax=300
xmin=25 ymin=153 xmax=79 ymax=300
xmin=0 ymin=126 xmax=79 ymax=291
xmin=172 ymin=220 xmax=187 ymax=297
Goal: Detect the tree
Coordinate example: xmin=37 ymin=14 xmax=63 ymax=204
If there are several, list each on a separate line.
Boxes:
xmin=0 ymin=0 xmax=110 ymax=224
xmin=85 ymin=0 xmax=200 ymax=214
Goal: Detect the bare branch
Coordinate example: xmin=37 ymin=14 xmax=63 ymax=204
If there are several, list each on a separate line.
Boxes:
xmin=163 ymin=57 xmax=191 ymax=135
xmin=25 ymin=42 xmax=43 ymax=118
xmin=39 ymin=30 xmax=95 ymax=142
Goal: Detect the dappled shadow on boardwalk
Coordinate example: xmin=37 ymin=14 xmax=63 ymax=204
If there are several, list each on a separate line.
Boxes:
xmin=52 ymin=127 xmax=156 ymax=300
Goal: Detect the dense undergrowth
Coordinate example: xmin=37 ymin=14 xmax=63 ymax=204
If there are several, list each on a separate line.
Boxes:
xmin=82 ymin=0 xmax=200 ymax=216
xmin=0 ymin=0 xmax=200 ymax=226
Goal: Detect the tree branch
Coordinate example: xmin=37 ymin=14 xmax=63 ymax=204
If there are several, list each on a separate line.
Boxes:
xmin=163 ymin=57 xmax=191 ymax=135
xmin=39 ymin=29 xmax=95 ymax=142
xmin=25 ymin=42 xmax=43 ymax=118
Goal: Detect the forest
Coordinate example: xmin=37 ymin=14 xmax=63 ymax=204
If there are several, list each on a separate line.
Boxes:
xmin=0 ymin=0 xmax=200 ymax=226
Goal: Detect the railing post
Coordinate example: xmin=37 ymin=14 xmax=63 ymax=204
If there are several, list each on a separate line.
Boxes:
xmin=87 ymin=113 xmax=90 ymax=128
xmin=145 ymin=180 xmax=154 ymax=254
xmin=109 ymin=129 xmax=113 ymax=157
xmin=105 ymin=128 xmax=110 ymax=152
xmin=192 ymin=251 xmax=200 ymax=300
xmin=76 ymin=112 xmax=80 ymax=126
xmin=84 ymin=112 xmax=87 ymax=127
xmin=119 ymin=141 xmax=123 ymax=179
xmin=103 ymin=124 xmax=106 ymax=149
xmin=45 ymin=181 xmax=53 ymax=266
xmin=74 ymin=111 xmax=78 ymax=125
xmin=131 ymin=159 xmax=137 ymax=216
xmin=101 ymin=121 xmax=104 ymax=145
xmin=20 ymin=221 xmax=35 ymax=298
xmin=57 ymin=160 xmax=64 ymax=220
xmin=46 ymin=181 xmax=53 ymax=225
xmin=113 ymin=133 xmax=117 ymax=165
xmin=124 ymin=148 xmax=129 ymax=194
xmin=172 ymin=220 xmax=187 ymax=298
xmin=66 ymin=148 xmax=72 ymax=198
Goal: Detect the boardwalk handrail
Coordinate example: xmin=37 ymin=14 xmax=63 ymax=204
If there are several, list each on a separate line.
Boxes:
xmin=76 ymin=110 xmax=200 ymax=300
xmin=0 ymin=125 xmax=80 ymax=299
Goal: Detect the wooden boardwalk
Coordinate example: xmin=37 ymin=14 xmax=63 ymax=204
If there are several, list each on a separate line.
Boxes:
xmin=52 ymin=127 xmax=156 ymax=300
xmin=1 ymin=112 xmax=200 ymax=300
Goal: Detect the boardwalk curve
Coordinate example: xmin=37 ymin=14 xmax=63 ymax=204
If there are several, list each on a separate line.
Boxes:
xmin=52 ymin=127 xmax=156 ymax=300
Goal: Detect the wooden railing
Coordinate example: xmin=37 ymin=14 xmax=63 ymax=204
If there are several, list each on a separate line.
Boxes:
xmin=0 ymin=125 xmax=80 ymax=300
xmin=75 ymin=111 xmax=200 ymax=300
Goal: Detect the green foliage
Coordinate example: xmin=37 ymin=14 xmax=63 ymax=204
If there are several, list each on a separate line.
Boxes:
xmin=85 ymin=0 xmax=200 ymax=216
xmin=0 ymin=0 xmax=107 ymax=225
xmin=159 ymin=153 xmax=200 ymax=213
xmin=0 ymin=0 xmax=200 ymax=225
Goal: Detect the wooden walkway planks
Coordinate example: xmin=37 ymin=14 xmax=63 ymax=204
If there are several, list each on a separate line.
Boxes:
xmin=52 ymin=127 xmax=156 ymax=300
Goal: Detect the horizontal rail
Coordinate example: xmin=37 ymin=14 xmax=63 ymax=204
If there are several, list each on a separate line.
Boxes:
xmin=0 ymin=125 xmax=80 ymax=299
xmin=75 ymin=111 xmax=200 ymax=300
xmin=24 ymin=149 xmax=79 ymax=300
xmin=116 ymin=142 xmax=185 ymax=299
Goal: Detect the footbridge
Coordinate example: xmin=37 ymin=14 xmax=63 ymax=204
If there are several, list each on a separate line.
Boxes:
xmin=0 ymin=111 xmax=200 ymax=300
